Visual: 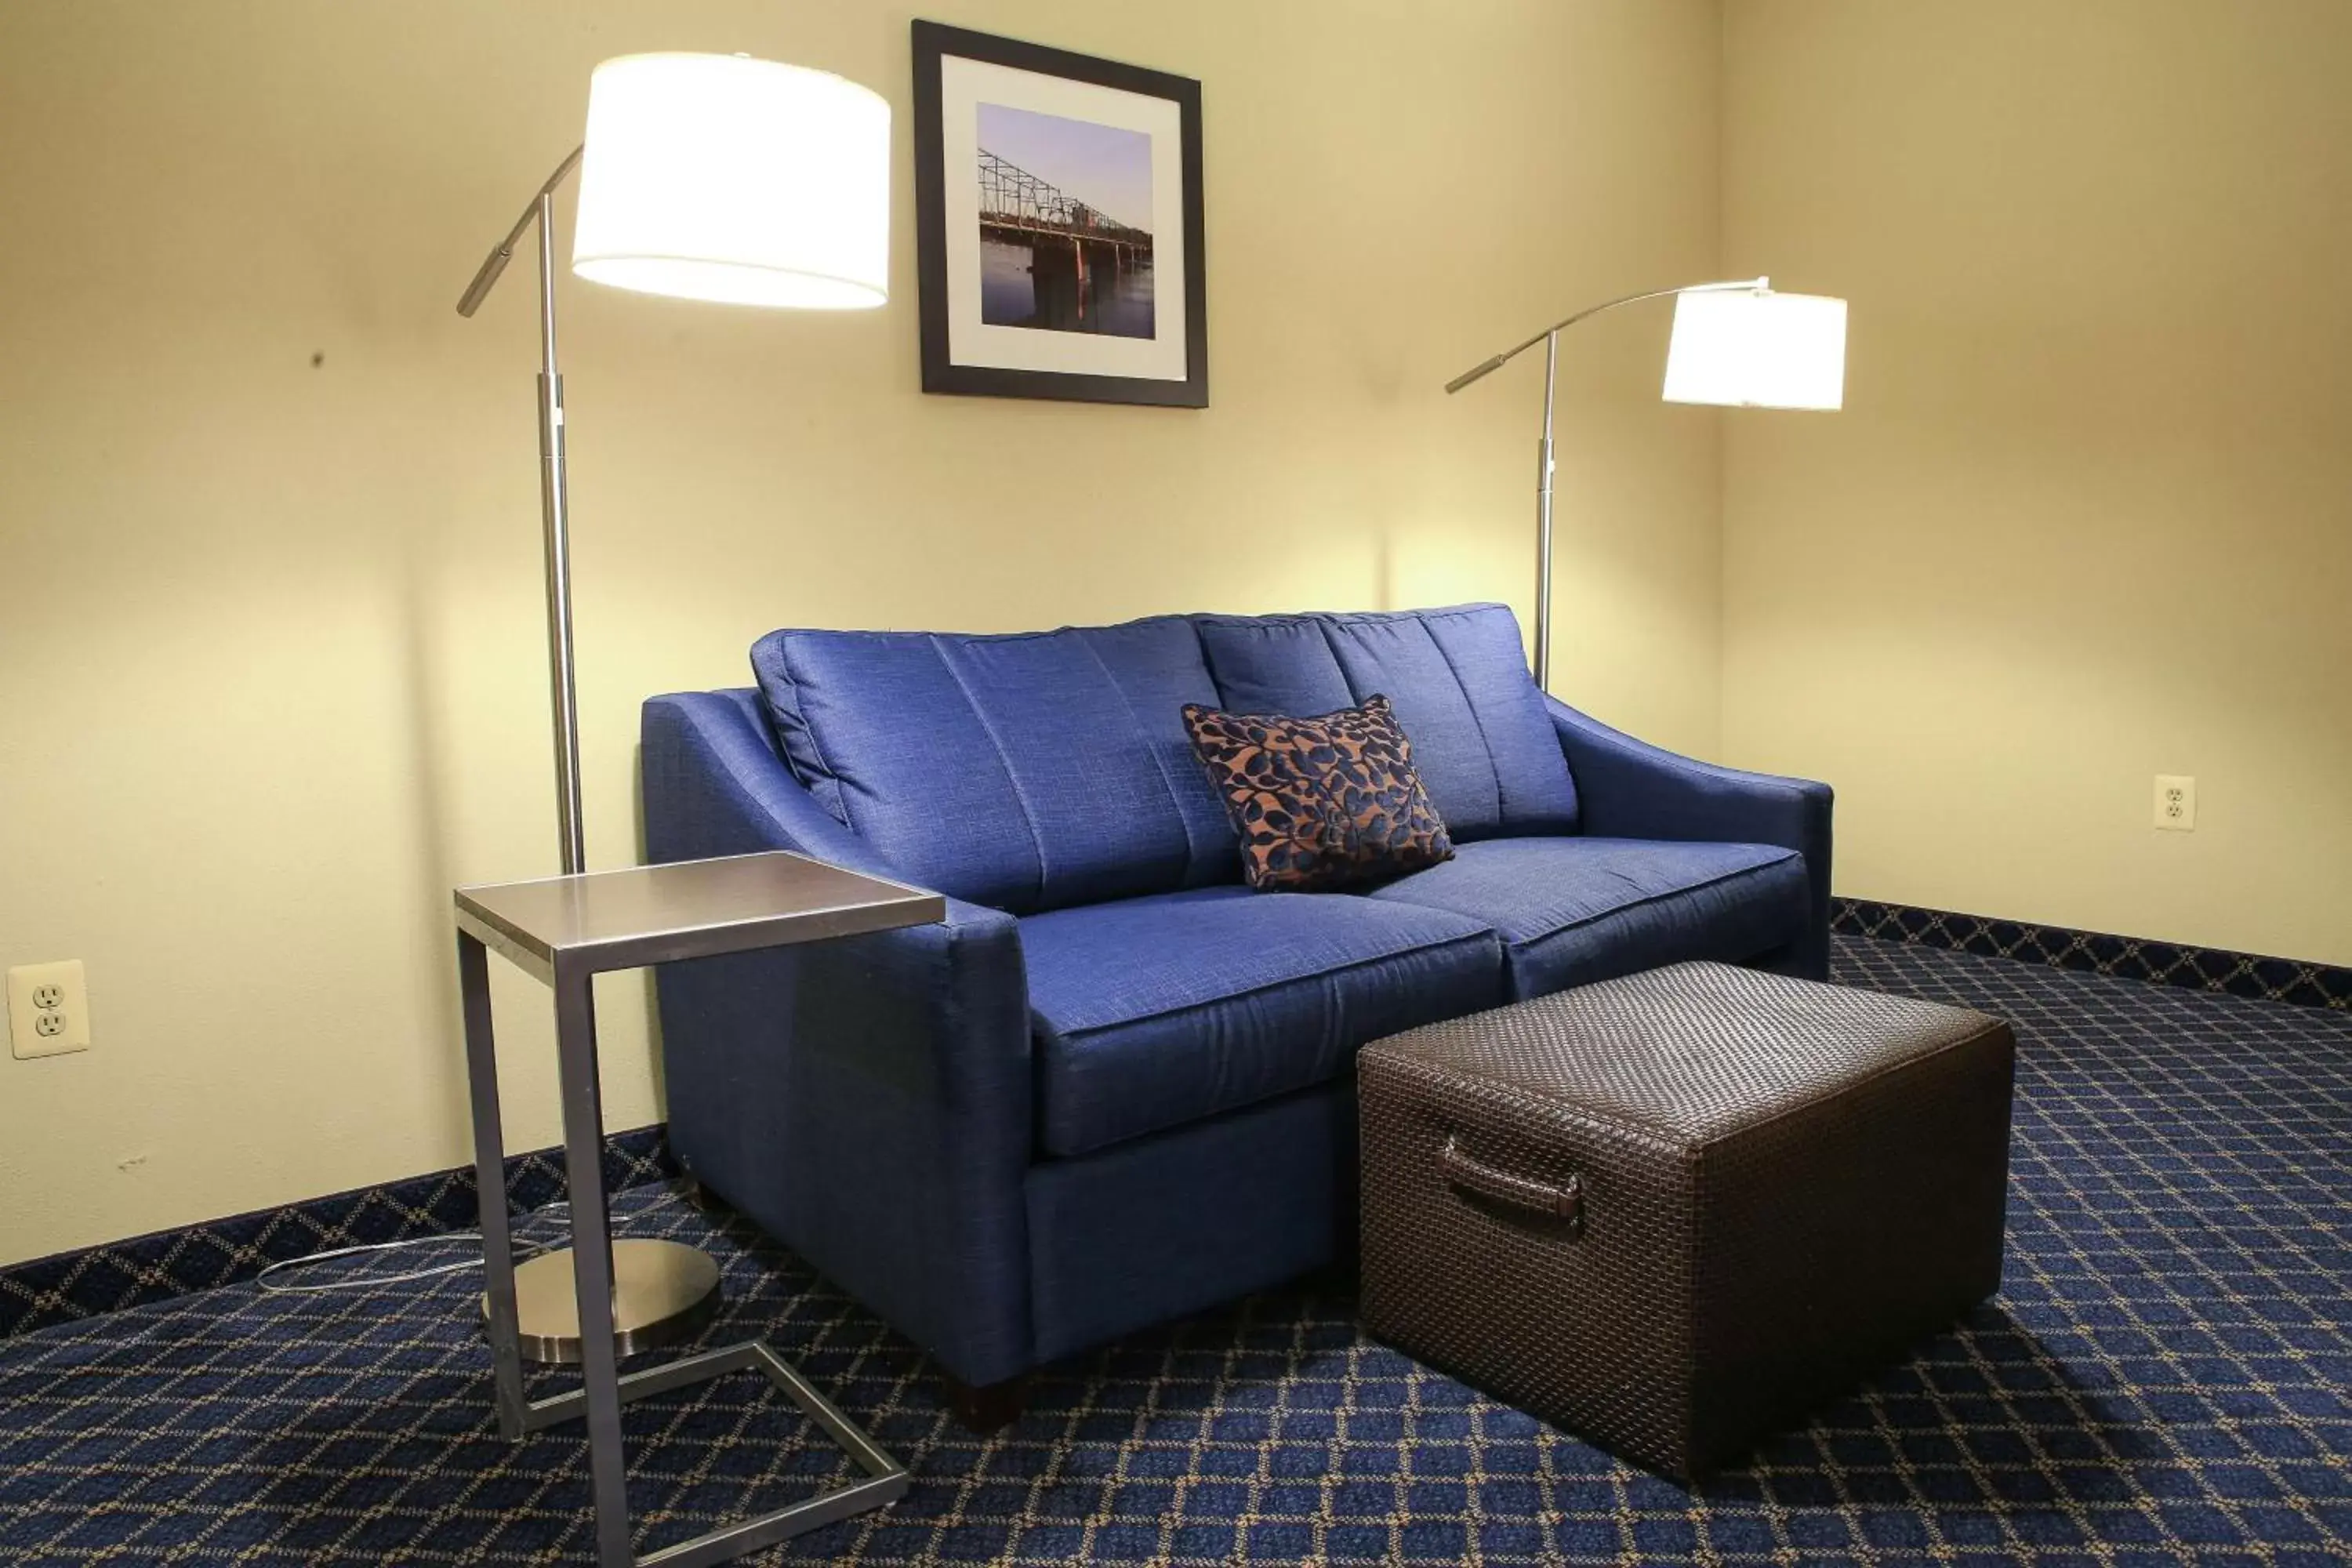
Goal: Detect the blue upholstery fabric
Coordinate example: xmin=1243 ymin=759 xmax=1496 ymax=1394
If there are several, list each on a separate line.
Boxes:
xmin=1544 ymin=695 xmax=1836 ymax=979
xmin=1321 ymin=607 xmax=1580 ymax=838
xmin=1193 ymin=605 xmax=1577 ymax=841
xmin=750 ymin=619 xmax=1234 ymax=913
xmin=1370 ymin=836 xmax=1813 ymax=1000
xmin=638 ymin=619 xmax=1834 ymax=1388
xmin=642 ymin=690 xmax=1038 ymax=1386
xmin=1187 ymin=613 xmax=1356 ymax=717
xmin=1021 ymin=886 xmax=1501 ymax=1156
xmin=1025 ymin=1086 xmax=1353 ymax=1365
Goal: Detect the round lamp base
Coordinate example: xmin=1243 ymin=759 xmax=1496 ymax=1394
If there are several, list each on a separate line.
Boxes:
xmin=488 ymin=1240 xmax=722 ymax=1365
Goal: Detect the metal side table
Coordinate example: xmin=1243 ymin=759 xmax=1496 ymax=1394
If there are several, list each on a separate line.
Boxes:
xmin=454 ymin=850 xmax=946 ymax=1568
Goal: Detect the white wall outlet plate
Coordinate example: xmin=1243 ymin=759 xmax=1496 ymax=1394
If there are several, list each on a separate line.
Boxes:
xmin=9 ymin=959 xmax=90 ymax=1059
xmin=2154 ymin=775 xmax=2197 ymax=832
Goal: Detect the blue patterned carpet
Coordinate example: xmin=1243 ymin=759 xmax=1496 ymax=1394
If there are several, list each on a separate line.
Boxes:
xmin=2 ymin=936 xmax=2348 ymax=1565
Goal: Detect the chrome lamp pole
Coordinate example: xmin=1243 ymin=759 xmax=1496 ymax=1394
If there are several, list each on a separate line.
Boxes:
xmin=450 ymin=53 xmax=891 ymax=1367
xmin=1445 ymin=277 xmax=1847 ymax=692
xmin=459 ymin=148 xmax=590 ymax=874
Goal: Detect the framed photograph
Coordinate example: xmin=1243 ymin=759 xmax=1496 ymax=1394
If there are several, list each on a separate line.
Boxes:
xmin=911 ymin=20 xmax=1207 ymax=408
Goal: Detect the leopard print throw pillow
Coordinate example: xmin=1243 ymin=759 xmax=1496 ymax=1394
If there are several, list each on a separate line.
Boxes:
xmin=1181 ymin=694 xmax=1455 ymax=893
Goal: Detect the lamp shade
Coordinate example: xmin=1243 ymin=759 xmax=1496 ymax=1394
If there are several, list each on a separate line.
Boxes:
xmin=571 ymin=53 xmax=889 ymax=310
xmin=1661 ymin=288 xmax=1846 ymax=410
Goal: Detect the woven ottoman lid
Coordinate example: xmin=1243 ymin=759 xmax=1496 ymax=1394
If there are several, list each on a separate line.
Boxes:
xmin=1360 ymin=960 xmax=2006 ymax=1150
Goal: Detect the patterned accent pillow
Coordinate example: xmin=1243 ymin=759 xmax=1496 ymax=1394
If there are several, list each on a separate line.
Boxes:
xmin=1181 ymin=694 xmax=1456 ymax=892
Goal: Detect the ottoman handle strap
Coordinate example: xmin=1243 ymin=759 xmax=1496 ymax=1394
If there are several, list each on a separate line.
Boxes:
xmin=1441 ymin=1136 xmax=1584 ymax=1230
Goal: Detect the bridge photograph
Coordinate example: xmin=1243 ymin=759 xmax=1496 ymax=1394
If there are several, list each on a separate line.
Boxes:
xmin=975 ymin=101 xmax=1156 ymax=339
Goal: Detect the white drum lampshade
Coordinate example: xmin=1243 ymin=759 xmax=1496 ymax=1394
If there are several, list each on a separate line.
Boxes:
xmin=1661 ymin=288 xmax=1847 ymax=410
xmin=572 ymin=53 xmax=891 ymax=310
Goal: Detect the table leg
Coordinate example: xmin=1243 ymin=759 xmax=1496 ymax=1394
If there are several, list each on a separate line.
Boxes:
xmin=554 ymin=966 xmax=633 ymax=1568
xmin=459 ymin=932 xmax=528 ymax=1441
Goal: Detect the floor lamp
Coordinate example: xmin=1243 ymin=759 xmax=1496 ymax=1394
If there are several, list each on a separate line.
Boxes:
xmin=1445 ymin=278 xmax=1847 ymax=691
xmin=456 ymin=52 xmax=889 ymax=1362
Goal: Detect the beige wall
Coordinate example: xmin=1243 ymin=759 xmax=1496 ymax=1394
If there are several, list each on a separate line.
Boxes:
xmin=0 ymin=1 xmax=1726 ymax=1263
xmin=1719 ymin=1 xmax=2352 ymax=966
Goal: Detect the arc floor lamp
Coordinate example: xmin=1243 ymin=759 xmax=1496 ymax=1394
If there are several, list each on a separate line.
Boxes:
xmin=456 ymin=52 xmax=889 ymax=1362
xmin=1446 ymin=278 xmax=1848 ymax=690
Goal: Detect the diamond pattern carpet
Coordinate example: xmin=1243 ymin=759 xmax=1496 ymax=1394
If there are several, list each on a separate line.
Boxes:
xmin=2 ymin=936 xmax=2348 ymax=1565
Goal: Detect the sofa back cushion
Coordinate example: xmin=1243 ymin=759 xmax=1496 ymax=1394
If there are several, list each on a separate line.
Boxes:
xmin=751 ymin=617 xmax=1236 ymax=913
xmin=1192 ymin=604 xmax=1577 ymax=840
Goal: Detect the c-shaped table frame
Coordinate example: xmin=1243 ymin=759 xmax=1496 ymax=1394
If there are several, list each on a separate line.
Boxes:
xmin=456 ymin=930 xmax=909 ymax=1566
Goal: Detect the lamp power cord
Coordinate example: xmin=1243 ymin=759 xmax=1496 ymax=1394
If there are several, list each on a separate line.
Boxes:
xmin=253 ymin=1203 xmax=601 ymax=1296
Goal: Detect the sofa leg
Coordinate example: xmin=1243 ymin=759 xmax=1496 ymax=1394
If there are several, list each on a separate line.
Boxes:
xmin=942 ymin=1374 xmax=1029 ymax=1432
xmin=679 ymin=1174 xmax=724 ymax=1214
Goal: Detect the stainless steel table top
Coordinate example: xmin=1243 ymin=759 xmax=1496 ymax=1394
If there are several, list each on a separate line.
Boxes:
xmin=454 ymin=850 xmax=945 ymax=982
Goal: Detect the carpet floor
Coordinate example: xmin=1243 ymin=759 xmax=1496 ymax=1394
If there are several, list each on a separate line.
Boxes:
xmin=2 ymin=936 xmax=2347 ymax=1565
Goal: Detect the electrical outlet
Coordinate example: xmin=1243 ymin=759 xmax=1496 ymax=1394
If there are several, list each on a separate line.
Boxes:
xmin=2154 ymin=775 xmax=2196 ymax=832
xmin=9 ymin=960 xmax=90 ymax=1059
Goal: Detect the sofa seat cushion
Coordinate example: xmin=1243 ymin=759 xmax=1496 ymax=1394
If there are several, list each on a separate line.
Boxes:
xmin=1368 ymin=837 xmax=1810 ymax=1000
xmin=1022 ymin=887 xmax=1504 ymax=1157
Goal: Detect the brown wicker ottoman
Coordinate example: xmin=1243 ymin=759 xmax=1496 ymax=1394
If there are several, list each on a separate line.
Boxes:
xmin=1358 ymin=960 xmax=2015 ymax=1483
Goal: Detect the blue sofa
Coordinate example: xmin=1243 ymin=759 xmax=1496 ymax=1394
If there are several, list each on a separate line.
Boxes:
xmin=641 ymin=604 xmax=1831 ymax=1409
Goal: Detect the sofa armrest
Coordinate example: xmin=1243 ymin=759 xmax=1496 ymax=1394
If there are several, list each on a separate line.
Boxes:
xmin=641 ymin=690 xmax=1036 ymax=1385
xmin=1545 ymin=695 xmax=1835 ymax=978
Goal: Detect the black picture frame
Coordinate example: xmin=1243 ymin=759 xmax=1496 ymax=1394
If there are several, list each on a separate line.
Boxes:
xmin=911 ymin=20 xmax=1208 ymax=408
